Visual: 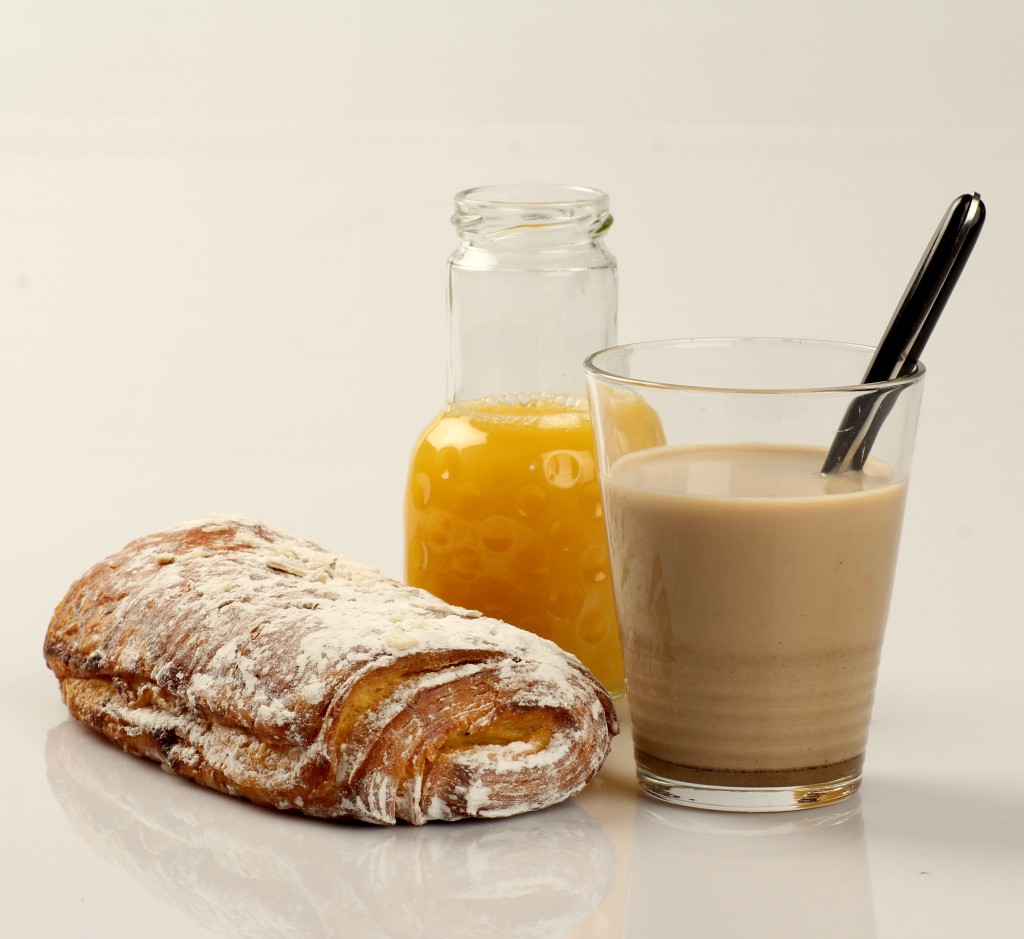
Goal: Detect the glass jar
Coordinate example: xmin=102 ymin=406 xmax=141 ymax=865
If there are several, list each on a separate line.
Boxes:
xmin=404 ymin=184 xmax=624 ymax=692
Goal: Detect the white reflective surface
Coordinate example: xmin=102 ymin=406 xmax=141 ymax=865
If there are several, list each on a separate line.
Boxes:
xmin=16 ymin=692 xmax=1023 ymax=938
xmin=4 ymin=3 xmax=1024 ymax=936
xmin=43 ymin=720 xmax=616 ymax=939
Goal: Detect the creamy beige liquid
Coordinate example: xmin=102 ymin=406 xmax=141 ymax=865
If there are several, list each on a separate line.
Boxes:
xmin=603 ymin=444 xmax=908 ymax=787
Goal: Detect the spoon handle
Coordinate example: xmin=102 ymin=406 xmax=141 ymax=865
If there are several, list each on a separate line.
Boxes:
xmin=822 ymin=193 xmax=986 ymax=475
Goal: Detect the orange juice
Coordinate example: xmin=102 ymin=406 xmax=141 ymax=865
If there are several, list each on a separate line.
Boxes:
xmin=405 ymin=394 xmax=624 ymax=692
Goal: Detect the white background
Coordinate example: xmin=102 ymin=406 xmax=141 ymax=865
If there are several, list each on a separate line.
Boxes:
xmin=3 ymin=3 xmax=1022 ymax=937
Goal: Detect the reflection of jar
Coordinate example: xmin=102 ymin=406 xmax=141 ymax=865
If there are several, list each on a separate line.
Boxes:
xmin=404 ymin=184 xmax=623 ymax=693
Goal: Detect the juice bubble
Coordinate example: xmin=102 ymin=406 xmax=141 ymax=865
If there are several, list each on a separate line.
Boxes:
xmin=452 ymin=547 xmax=480 ymax=581
xmin=480 ymin=515 xmax=516 ymax=553
xmin=581 ymin=544 xmax=610 ymax=583
xmin=513 ymin=548 xmax=548 ymax=585
xmin=410 ymin=472 xmax=431 ymax=510
xmin=549 ymin=519 xmax=581 ymax=554
xmin=544 ymin=451 xmax=584 ymax=488
xmin=580 ymin=610 xmax=612 ymax=645
xmin=424 ymin=510 xmax=453 ymax=547
xmin=453 ymin=481 xmax=483 ymax=517
xmin=515 ymin=484 xmax=549 ymax=521
xmin=436 ymin=445 xmax=460 ymax=481
xmin=548 ymin=582 xmax=584 ymax=620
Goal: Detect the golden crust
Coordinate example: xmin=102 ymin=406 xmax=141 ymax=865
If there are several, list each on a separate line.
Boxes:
xmin=44 ymin=516 xmax=618 ymax=824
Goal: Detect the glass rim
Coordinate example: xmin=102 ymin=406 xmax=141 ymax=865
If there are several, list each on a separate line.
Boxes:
xmin=584 ymin=336 xmax=926 ymax=395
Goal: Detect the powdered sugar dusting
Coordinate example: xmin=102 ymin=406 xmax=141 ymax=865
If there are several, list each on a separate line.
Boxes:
xmin=44 ymin=515 xmax=618 ymax=825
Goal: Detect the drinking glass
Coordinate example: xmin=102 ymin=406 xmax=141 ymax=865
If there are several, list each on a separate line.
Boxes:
xmin=585 ymin=337 xmax=925 ymax=811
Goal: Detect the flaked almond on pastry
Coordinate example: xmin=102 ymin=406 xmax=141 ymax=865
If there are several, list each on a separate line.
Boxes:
xmin=43 ymin=516 xmax=619 ymax=825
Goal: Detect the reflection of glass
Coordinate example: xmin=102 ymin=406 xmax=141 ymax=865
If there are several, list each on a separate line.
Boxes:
xmin=46 ymin=721 xmax=617 ymax=939
xmin=624 ymin=795 xmax=877 ymax=938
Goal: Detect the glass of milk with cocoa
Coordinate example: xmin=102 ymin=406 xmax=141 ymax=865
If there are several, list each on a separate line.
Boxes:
xmin=585 ymin=337 xmax=925 ymax=812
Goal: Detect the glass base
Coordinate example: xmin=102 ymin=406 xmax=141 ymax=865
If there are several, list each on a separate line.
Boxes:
xmin=637 ymin=767 xmax=862 ymax=813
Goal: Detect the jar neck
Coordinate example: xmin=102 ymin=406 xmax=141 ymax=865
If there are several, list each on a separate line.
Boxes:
xmin=447 ymin=185 xmax=617 ymax=404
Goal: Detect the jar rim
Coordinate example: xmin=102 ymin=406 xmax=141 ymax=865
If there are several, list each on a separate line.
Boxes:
xmin=455 ymin=184 xmax=608 ymax=209
xmin=453 ymin=184 xmax=612 ymax=240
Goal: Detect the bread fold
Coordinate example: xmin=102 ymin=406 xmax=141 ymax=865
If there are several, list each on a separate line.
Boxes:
xmin=44 ymin=516 xmax=618 ymax=824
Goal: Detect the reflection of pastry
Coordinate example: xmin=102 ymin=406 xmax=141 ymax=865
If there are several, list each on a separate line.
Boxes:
xmin=46 ymin=720 xmax=617 ymax=939
xmin=44 ymin=516 xmax=618 ymax=825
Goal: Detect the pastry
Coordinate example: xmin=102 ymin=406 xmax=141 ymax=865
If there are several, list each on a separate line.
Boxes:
xmin=43 ymin=516 xmax=618 ymax=824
